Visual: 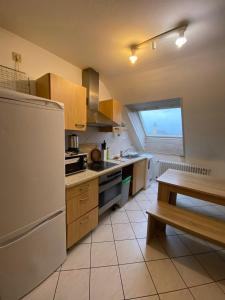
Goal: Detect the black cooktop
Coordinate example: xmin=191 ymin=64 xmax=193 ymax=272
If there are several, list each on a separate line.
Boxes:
xmin=88 ymin=161 xmax=118 ymax=172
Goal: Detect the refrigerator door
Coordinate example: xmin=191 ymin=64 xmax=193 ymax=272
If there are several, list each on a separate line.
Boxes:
xmin=0 ymin=89 xmax=65 ymax=241
xmin=0 ymin=211 xmax=66 ymax=300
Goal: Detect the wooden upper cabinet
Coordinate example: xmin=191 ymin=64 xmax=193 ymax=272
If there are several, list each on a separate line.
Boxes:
xmin=99 ymin=99 xmax=122 ymax=125
xmin=36 ymin=73 xmax=87 ymax=131
xmin=132 ymin=159 xmax=147 ymax=195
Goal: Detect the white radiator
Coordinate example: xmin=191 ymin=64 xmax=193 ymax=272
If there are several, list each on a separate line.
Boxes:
xmin=156 ymin=160 xmax=211 ymax=177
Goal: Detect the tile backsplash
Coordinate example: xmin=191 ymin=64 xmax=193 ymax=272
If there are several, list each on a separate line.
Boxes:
xmin=65 ymin=127 xmax=136 ymax=158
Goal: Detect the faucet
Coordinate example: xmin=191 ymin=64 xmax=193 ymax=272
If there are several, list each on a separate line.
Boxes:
xmin=120 ymin=147 xmax=134 ymax=157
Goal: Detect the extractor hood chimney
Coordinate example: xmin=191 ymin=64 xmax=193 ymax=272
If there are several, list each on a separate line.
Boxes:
xmin=82 ymin=68 xmax=117 ymax=127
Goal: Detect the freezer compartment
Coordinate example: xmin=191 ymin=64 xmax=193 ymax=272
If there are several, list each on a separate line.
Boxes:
xmin=0 ymin=211 xmax=66 ymax=300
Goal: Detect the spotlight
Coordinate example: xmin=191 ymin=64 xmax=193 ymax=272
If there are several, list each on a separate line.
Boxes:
xmin=129 ymin=47 xmax=138 ymax=64
xmin=175 ymin=30 xmax=187 ymax=48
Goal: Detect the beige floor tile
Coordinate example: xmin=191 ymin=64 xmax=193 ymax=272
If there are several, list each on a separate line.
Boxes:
xmin=159 ymin=289 xmax=194 ymax=300
xmin=137 ymin=200 xmax=152 ymax=211
xmin=179 ymin=234 xmax=212 ymax=254
xmin=167 ymin=225 xmax=185 ymax=235
xmin=120 ymin=262 xmax=156 ymax=299
xmin=90 ymin=266 xmax=123 ymax=300
xmin=172 ymin=256 xmax=212 ymax=287
xmin=135 ymin=296 xmax=159 ymax=300
xmin=131 ymin=222 xmax=147 ymax=238
xmin=192 ymin=205 xmax=224 ymax=218
xmin=138 ymin=238 xmax=168 ymax=261
xmin=147 ymin=259 xmax=185 ymax=293
xmin=217 ymin=280 xmax=225 ymax=293
xmin=159 ymin=235 xmax=190 ymax=257
xmin=112 ymin=223 xmax=135 ymax=240
xmin=22 ymin=272 xmax=59 ymax=300
xmin=91 ymin=242 xmax=118 ymax=267
xmin=111 ymin=211 xmax=129 ymax=224
xmin=98 ymin=212 xmax=111 ymax=225
xmin=124 ymin=199 xmax=141 ymax=210
xmin=135 ymin=193 xmax=148 ymax=201
xmin=196 ymin=252 xmax=225 ymax=280
xmin=92 ymin=224 xmax=114 ymax=242
xmin=127 ymin=210 xmax=147 ymax=222
xmin=55 ymin=269 xmax=89 ymax=300
xmin=165 ymin=225 xmax=178 ymax=236
xmin=62 ymin=243 xmax=90 ymax=270
xmin=116 ymin=239 xmax=144 ymax=264
xmin=79 ymin=233 xmax=92 ymax=243
xmin=190 ymin=283 xmax=225 ymax=300
xmin=206 ymin=240 xmax=224 ymax=251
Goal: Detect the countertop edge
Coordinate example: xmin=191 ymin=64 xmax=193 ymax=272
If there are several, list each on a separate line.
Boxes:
xmin=65 ymin=156 xmax=148 ymax=188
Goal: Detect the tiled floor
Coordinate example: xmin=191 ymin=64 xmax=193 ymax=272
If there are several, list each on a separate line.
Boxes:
xmin=23 ymin=181 xmax=225 ymax=300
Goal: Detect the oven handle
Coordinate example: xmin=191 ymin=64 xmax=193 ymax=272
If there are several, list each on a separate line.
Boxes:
xmin=99 ymin=176 xmax=122 ymax=193
xmin=106 ymin=170 xmax=122 ymax=178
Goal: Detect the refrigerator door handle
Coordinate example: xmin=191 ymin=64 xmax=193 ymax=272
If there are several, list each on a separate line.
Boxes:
xmin=0 ymin=210 xmax=65 ymax=249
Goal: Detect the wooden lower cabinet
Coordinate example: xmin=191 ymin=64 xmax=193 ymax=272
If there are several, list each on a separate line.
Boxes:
xmin=66 ymin=179 xmax=98 ymax=224
xmin=66 ymin=178 xmax=99 ymax=248
xmin=67 ymin=207 xmax=98 ymax=248
xmin=132 ymin=159 xmax=147 ymax=195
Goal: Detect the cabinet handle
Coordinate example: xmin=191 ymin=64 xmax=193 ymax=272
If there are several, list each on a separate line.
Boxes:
xmin=80 ymin=216 xmax=89 ymax=224
xmin=75 ymin=123 xmax=86 ymax=128
xmin=80 ymin=197 xmax=88 ymax=202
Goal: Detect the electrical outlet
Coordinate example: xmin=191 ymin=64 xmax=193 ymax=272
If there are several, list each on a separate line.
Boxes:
xmin=12 ymin=52 xmax=22 ymax=63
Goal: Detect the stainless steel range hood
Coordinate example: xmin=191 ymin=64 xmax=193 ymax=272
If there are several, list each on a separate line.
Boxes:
xmin=82 ymin=68 xmax=117 ymax=127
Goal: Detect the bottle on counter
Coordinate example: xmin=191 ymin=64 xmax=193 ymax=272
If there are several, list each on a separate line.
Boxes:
xmin=101 ymin=140 xmax=107 ymax=161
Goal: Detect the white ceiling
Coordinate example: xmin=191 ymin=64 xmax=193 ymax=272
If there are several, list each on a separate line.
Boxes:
xmin=0 ymin=0 xmax=225 ymax=100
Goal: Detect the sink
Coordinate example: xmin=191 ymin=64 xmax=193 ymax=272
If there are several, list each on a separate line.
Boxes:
xmin=122 ymin=154 xmax=140 ymax=159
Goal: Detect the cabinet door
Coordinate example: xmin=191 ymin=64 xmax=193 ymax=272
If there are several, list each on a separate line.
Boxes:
xmin=36 ymin=73 xmax=86 ymax=131
xmin=66 ymin=179 xmax=98 ymax=224
xmin=113 ymin=99 xmax=122 ymax=125
xmin=50 ymin=74 xmax=86 ymax=131
xmin=99 ymin=99 xmax=122 ymax=125
xmin=132 ymin=160 xmax=146 ymax=195
xmin=67 ymin=207 xmax=98 ymax=248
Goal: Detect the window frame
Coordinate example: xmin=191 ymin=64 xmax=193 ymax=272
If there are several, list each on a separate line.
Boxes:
xmin=138 ymin=107 xmax=184 ymax=138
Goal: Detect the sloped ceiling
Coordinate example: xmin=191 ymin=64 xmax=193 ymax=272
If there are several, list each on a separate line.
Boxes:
xmin=0 ymin=0 xmax=225 ymax=101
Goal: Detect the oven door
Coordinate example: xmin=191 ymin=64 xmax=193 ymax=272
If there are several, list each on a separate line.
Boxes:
xmin=99 ymin=172 xmax=122 ymax=215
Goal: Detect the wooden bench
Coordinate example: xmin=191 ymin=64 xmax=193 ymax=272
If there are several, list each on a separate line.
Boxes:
xmin=146 ymin=202 xmax=225 ymax=248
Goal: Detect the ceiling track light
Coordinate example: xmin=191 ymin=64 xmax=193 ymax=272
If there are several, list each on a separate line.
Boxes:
xmin=128 ymin=23 xmax=188 ymax=64
xmin=175 ymin=28 xmax=187 ymax=48
xmin=129 ymin=47 xmax=138 ymax=64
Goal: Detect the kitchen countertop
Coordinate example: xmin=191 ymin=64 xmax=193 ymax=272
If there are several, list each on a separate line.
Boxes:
xmin=65 ymin=156 xmax=150 ymax=188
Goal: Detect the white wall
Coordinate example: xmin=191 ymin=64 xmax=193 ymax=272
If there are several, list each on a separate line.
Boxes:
xmin=0 ymin=27 xmax=135 ymax=157
xmin=107 ymin=46 xmax=225 ymax=178
xmin=0 ymin=27 xmax=111 ymax=99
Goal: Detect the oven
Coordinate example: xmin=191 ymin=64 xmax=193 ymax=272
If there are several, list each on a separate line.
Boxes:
xmin=65 ymin=153 xmax=88 ymax=176
xmin=99 ymin=169 xmax=122 ymax=215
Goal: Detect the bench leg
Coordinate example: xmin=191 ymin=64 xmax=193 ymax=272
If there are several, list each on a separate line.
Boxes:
xmin=146 ymin=215 xmax=165 ymax=244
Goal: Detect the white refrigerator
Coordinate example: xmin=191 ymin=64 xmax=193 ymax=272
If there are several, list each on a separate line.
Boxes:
xmin=0 ymin=88 xmax=66 ymax=300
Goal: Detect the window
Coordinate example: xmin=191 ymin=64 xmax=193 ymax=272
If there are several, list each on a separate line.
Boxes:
xmin=139 ymin=107 xmax=183 ymax=137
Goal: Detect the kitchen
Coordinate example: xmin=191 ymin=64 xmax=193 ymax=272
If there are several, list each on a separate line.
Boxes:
xmin=0 ymin=1 xmax=225 ymax=300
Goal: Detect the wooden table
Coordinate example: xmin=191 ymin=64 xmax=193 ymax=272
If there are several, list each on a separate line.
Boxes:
xmin=157 ymin=169 xmax=225 ymax=207
xmin=146 ymin=169 xmax=225 ymax=245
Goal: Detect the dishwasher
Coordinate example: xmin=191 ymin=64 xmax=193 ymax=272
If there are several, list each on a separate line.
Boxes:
xmin=99 ymin=169 xmax=122 ymax=215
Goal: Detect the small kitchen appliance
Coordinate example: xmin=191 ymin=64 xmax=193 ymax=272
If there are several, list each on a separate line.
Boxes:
xmin=65 ymin=152 xmax=88 ymax=176
xmin=68 ymin=134 xmax=79 ymax=153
